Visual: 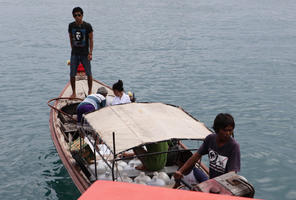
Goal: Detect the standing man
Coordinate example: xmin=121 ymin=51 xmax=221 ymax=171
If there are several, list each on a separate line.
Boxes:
xmin=68 ymin=7 xmax=93 ymax=97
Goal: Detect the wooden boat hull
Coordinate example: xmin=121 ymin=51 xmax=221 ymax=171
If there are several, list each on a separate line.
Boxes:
xmin=49 ymin=77 xmax=114 ymax=193
xmin=50 ymin=77 xmax=253 ymax=198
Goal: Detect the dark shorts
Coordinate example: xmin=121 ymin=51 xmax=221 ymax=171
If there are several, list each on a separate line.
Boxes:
xmin=193 ymin=167 xmax=209 ymax=183
xmin=70 ymin=54 xmax=92 ymax=77
xmin=77 ymin=103 xmax=95 ymax=123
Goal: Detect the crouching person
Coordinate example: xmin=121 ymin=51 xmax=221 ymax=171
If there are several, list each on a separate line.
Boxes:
xmin=77 ymin=87 xmax=108 ymax=123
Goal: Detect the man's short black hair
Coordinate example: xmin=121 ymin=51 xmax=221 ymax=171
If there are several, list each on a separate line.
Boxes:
xmin=72 ymin=7 xmax=83 ymax=16
xmin=213 ymin=113 xmax=235 ymax=133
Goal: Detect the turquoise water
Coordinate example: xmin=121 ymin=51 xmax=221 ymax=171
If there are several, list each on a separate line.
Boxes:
xmin=1 ymin=0 xmax=296 ymax=199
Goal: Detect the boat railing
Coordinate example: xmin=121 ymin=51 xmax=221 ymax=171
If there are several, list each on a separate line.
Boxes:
xmin=48 ymin=97 xmax=83 ymax=122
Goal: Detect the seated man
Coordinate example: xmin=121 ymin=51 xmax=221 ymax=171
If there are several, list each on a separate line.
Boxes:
xmin=174 ymin=113 xmax=240 ymax=182
xmin=133 ymin=141 xmax=168 ymax=171
xmin=76 ymin=87 xmax=108 ymax=123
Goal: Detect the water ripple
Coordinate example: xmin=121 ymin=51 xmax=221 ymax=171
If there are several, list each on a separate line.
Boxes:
xmin=1 ymin=0 xmax=296 ymax=199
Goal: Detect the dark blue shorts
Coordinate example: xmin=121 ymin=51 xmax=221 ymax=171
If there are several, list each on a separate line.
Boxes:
xmin=77 ymin=103 xmax=95 ymax=123
xmin=193 ymin=167 xmax=209 ymax=183
xmin=70 ymin=54 xmax=92 ymax=77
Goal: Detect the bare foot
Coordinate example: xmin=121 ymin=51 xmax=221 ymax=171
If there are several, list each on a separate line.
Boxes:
xmin=121 ymin=152 xmax=134 ymax=158
xmin=70 ymin=93 xmax=76 ymax=98
xmin=135 ymin=164 xmax=146 ymax=171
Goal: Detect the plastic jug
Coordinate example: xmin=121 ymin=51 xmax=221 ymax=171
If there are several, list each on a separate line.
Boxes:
xmin=128 ymin=158 xmax=142 ymax=167
xmin=134 ymin=172 xmax=151 ymax=184
xmin=97 ymin=144 xmax=111 ymax=155
xmin=158 ymin=172 xmax=170 ymax=185
xmin=105 ymin=164 xmax=124 ymax=177
xmin=117 ymin=160 xmax=128 ymax=168
xmin=120 ymin=173 xmax=133 ymax=183
xmin=152 ymin=172 xmax=159 ymax=179
xmin=122 ymin=163 xmax=141 ymax=177
xmin=147 ymin=176 xmax=166 ymax=186
xmin=89 ymin=160 xmax=107 ymax=174
xmin=134 ymin=178 xmax=146 ymax=185
xmin=97 ymin=171 xmax=112 ymax=181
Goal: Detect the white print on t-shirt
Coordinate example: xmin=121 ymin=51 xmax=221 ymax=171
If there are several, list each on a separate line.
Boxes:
xmin=72 ymin=28 xmax=86 ymax=47
xmin=208 ymin=149 xmax=228 ymax=173
xmin=75 ymin=31 xmax=83 ymax=41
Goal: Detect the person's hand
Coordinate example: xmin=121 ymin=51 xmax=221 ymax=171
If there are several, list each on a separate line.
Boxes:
xmin=174 ymin=170 xmax=183 ymax=180
xmin=88 ymin=53 xmax=92 ymax=61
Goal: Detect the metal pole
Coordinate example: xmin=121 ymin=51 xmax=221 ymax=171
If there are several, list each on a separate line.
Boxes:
xmin=114 ymin=148 xmax=199 ymax=162
xmin=84 ymin=132 xmax=112 ymax=170
xmin=79 ymin=133 xmax=82 ymax=154
xmin=112 ymin=132 xmax=116 ymax=181
xmin=94 ymin=134 xmax=97 ymax=180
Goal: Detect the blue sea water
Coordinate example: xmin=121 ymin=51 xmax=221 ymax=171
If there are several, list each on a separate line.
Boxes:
xmin=0 ymin=0 xmax=296 ymax=199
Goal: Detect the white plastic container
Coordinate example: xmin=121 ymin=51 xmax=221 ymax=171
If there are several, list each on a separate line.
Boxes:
xmin=147 ymin=176 xmax=166 ymax=186
xmin=105 ymin=164 xmax=124 ymax=178
xmin=134 ymin=178 xmax=146 ymax=185
xmin=158 ymin=172 xmax=170 ymax=185
xmin=134 ymin=172 xmax=151 ymax=184
xmin=128 ymin=158 xmax=142 ymax=167
xmin=121 ymin=163 xmax=141 ymax=177
xmin=120 ymin=173 xmax=133 ymax=183
xmin=89 ymin=160 xmax=108 ymax=174
xmin=97 ymin=171 xmax=112 ymax=181
xmin=97 ymin=144 xmax=111 ymax=155
xmin=152 ymin=172 xmax=159 ymax=179
xmin=117 ymin=160 xmax=128 ymax=168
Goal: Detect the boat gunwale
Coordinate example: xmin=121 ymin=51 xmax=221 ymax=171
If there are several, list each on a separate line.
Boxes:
xmin=49 ymin=79 xmax=110 ymax=193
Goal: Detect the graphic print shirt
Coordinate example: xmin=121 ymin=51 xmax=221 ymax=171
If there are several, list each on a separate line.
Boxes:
xmin=68 ymin=21 xmax=93 ymax=55
xmin=198 ymin=133 xmax=240 ymax=179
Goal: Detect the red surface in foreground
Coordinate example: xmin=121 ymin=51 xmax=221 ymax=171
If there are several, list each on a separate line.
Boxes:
xmin=79 ymin=181 xmax=262 ymax=200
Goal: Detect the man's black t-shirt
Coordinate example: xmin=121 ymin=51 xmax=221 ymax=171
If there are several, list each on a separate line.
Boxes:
xmin=68 ymin=21 xmax=93 ymax=55
xmin=198 ymin=133 xmax=240 ymax=179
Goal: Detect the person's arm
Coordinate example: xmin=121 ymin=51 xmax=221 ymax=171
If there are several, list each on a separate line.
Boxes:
xmin=174 ymin=152 xmax=201 ymax=180
xmin=226 ymin=143 xmax=241 ymax=173
xmin=133 ymin=146 xmax=147 ymax=155
xmin=88 ymin=32 xmax=93 ymax=61
xmin=69 ymin=33 xmax=73 ymax=49
xmin=178 ymin=140 xmax=187 ymax=150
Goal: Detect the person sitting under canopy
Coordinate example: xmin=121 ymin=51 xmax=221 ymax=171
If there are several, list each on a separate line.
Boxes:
xmin=133 ymin=141 xmax=169 ymax=171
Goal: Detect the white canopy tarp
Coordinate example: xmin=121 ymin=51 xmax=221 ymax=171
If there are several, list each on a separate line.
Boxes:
xmin=84 ymin=103 xmax=212 ymax=154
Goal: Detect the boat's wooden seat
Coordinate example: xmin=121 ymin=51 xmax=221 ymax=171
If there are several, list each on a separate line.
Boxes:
xmin=58 ymin=112 xmax=77 ymax=124
xmin=61 ymin=122 xmax=77 ymax=134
